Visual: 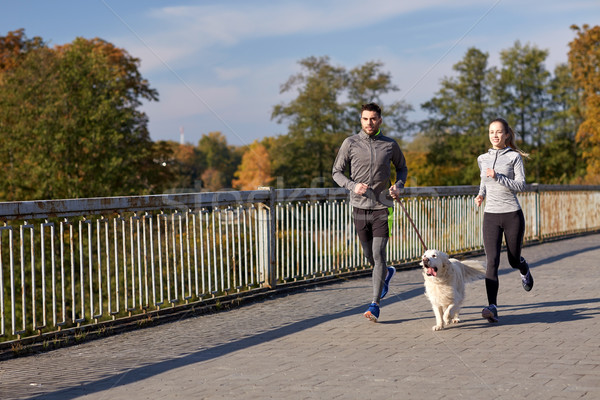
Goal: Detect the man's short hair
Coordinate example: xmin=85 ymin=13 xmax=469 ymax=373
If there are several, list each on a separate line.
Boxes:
xmin=361 ymin=102 xmax=381 ymax=117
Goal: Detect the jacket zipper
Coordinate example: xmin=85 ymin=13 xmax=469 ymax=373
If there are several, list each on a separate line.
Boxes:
xmin=492 ymin=149 xmax=499 ymax=170
xmin=369 ymin=136 xmax=375 ymax=187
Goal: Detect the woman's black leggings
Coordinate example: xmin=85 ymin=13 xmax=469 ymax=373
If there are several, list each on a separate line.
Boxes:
xmin=482 ymin=210 xmax=529 ymax=306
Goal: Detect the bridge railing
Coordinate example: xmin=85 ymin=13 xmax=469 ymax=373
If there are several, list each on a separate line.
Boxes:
xmin=1 ymin=185 xmax=599 ymax=344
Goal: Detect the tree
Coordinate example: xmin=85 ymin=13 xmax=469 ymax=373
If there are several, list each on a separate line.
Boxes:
xmin=345 ymin=61 xmax=414 ymax=137
xmin=271 ymin=56 xmax=412 ymax=188
xmin=420 ymin=47 xmax=492 ymax=185
xmin=422 ymin=48 xmax=490 ymax=136
xmin=490 ymin=42 xmax=552 ymax=183
xmin=536 ymin=63 xmax=585 ymax=183
xmin=0 ymin=29 xmax=44 ymax=77
xmin=568 ymin=24 xmax=600 ymax=183
xmin=232 ymin=140 xmax=273 ymax=190
xmin=0 ymin=32 xmax=162 ymax=200
xmin=148 ymin=140 xmax=179 ymax=192
xmin=271 ymin=56 xmax=348 ymax=188
xmin=401 ymin=132 xmax=437 ymax=186
xmin=200 ymin=168 xmax=226 ymax=192
xmin=196 ymin=131 xmax=242 ymax=190
xmin=489 ymin=41 xmax=550 ymax=155
xmin=420 ymin=43 xmax=583 ymax=185
xmin=153 ymin=141 xmax=199 ymax=191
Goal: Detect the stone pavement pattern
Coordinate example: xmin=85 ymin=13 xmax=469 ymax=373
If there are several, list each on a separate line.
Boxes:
xmin=0 ymin=234 xmax=599 ymax=400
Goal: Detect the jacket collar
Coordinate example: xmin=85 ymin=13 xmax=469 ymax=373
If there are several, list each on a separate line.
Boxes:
xmin=359 ymin=130 xmax=381 ymax=140
xmin=488 ymin=147 xmax=513 ymax=156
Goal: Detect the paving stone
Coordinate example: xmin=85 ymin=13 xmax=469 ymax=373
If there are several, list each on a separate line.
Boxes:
xmin=0 ymin=234 xmax=598 ymax=399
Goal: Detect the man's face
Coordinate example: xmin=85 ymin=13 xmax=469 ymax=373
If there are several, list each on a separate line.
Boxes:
xmin=360 ymin=110 xmax=382 ymax=136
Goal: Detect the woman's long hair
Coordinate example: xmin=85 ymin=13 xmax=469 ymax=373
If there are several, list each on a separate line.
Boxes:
xmin=490 ymin=117 xmax=529 ymax=158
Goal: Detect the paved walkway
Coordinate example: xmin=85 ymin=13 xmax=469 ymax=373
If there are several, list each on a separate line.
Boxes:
xmin=1 ymin=234 xmax=599 ymax=400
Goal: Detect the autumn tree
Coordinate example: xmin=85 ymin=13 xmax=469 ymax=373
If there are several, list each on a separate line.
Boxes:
xmin=0 ymin=29 xmax=44 ymax=77
xmin=152 ymin=140 xmax=200 ymax=191
xmin=232 ymin=140 xmax=273 ymax=190
xmin=0 ymin=31 xmax=163 ymax=200
xmin=149 ymin=140 xmax=180 ymax=191
xmin=569 ymin=24 xmax=600 ymax=183
xmin=152 ymin=132 xmax=242 ymax=193
xmin=401 ymin=132 xmax=435 ymax=187
xmin=196 ymin=131 xmax=242 ymax=191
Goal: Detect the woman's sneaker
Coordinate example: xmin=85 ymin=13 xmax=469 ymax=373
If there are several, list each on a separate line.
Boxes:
xmin=521 ymin=269 xmax=534 ymax=292
xmin=364 ymin=303 xmax=380 ymax=322
xmin=482 ymin=305 xmax=498 ymax=323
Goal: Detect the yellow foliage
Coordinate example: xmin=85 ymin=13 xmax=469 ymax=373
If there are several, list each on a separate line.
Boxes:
xmin=232 ymin=141 xmax=273 ymax=190
xmin=569 ymin=24 xmax=600 ymax=183
xmin=201 ymin=168 xmax=225 ymax=192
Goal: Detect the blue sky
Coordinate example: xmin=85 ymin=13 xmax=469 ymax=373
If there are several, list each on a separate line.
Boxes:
xmin=2 ymin=0 xmax=599 ymax=147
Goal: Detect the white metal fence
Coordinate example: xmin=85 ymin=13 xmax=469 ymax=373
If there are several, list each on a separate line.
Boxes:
xmin=1 ymin=185 xmax=599 ymax=343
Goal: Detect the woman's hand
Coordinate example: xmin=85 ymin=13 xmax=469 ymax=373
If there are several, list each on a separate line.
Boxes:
xmin=475 ymin=195 xmax=484 ymax=207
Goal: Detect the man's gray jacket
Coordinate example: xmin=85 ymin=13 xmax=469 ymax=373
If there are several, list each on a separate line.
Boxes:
xmin=332 ymin=130 xmax=408 ymax=210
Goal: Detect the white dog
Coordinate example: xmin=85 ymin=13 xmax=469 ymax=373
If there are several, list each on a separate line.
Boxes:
xmin=421 ymin=249 xmax=486 ymax=331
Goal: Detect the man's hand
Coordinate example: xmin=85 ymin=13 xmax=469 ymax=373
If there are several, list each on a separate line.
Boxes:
xmin=354 ymin=183 xmax=369 ymax=195
xmin=389 ymin=185 xmax=401 ymax=200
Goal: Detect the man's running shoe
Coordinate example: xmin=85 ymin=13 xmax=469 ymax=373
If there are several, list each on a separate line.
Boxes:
xmin=482 ymin=304 xmax=498 ymax=323
xmin=380 ymin=266 xmax=396 ymax=299
xmin=364 ymin=302 xmax=380 ymax=322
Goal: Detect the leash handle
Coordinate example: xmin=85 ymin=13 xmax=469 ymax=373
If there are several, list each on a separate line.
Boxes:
xmin=396 ymin=198 xmax=428 ymax=251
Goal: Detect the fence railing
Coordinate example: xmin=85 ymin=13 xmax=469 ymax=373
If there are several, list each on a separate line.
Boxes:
xmin=1 ymin=184 xmax=599 ymax=344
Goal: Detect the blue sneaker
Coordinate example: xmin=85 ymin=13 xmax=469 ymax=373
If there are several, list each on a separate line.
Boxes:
xmin=521 ymin=267 xmax=534 ymax=292
xmin=482 ymin=304 xmax=498 ymax=323
xmin=364 ymin=303 xmax=380 ymax=322
xmin=380 ymin=266 xmax=396 ymax=299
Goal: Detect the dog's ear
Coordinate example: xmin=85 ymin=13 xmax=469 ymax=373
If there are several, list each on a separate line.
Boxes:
xmin=440 ymin=251 xmax=450 ymax=266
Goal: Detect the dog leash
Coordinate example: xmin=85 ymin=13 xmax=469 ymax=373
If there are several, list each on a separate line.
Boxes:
xmin=395 ymin=197 xmax=428 ymax=251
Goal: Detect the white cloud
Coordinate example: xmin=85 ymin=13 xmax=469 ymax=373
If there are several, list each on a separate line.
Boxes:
xmin=122 ymin=0 xmax=480 ymax=73
xmin=143 ymin=56 xmax=301 ymax=144
xmin=125 ymin=0 xmax=599 ymax=145
xmin=145 ymin=83 xmax=241 ymax=121
xmin=154 ymin=1 xmax=439 ymax=38
xmin=214 ymin=66 xmax=251 ymax=81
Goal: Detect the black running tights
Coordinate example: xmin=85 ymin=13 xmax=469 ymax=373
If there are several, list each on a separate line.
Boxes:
xmin=482 ymin=210 xmax=528 ymax=306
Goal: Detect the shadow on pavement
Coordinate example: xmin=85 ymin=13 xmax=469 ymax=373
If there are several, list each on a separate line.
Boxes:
xmin=26 ymin=240 xmax=600 ymax=399
xmin=460 ymin=297 xmax=600 ymax=329
xmin=26 ymin=284 xmax=427 ymax=399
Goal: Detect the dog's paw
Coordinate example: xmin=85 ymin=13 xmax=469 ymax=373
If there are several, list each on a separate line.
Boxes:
xmin=432 ymin=325 xmax=444 ymax=331
xmin=451 ymin=317 xmax=461 ymax=324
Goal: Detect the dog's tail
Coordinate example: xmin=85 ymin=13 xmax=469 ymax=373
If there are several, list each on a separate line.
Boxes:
xmin=456 ymin=259 xmax=487 ymax=282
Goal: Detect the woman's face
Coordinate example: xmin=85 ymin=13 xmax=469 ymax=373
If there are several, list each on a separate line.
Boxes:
xmin=489 ymin=121 xmax=508 ymax=149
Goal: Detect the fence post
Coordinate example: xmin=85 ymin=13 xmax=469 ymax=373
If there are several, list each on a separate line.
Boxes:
xmin=258 ymin=187 xmax=277 ymax=289
xmin=531 ymin=183 xmax=541 ymax=240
